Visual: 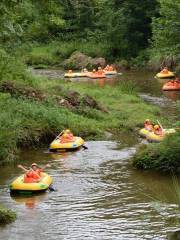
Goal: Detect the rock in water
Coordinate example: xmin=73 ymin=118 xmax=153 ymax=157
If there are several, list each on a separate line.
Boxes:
xmin=62 ymin=51 xmax=106 ymax=70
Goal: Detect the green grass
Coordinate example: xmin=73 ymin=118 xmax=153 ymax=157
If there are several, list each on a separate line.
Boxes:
xmin=26 ymin=41 xmax=107 ymax=68
xmin=0 ymin=205 xmax=16 ymax=225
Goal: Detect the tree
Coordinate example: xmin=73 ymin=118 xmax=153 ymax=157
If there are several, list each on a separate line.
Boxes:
xmin=151 ymin=0 xmax=180 ymax=57
xmin=101 ymin=0 xmax=158 ymax=59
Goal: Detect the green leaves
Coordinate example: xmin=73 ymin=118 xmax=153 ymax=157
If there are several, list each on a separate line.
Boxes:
xmin=151 ymin=0 xmax=180 ymax=57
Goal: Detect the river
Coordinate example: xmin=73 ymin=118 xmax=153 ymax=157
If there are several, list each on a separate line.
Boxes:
xmin=0 ymin=70 xmax=179 ymax=240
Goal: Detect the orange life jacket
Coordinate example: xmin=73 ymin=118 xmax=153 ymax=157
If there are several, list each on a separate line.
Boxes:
xmin=154 ymin=128 xmax=163 ymax=136
xmin=60 ymin=134 xmax=74 ymax=143
xmin=108 ymin=66 xmax=114 ymax=71
xmin=161 ymin=69 xmax=169 ymax=74
xmin=24 ymin=169 xmax=41 ymax=183
xmin=97 ymin=70 xmax=104 ymax=75
xmin=144 ymin=123 xmax=153 ymax=131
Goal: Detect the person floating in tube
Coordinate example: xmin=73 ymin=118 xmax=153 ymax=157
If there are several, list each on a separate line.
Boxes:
xmin=18 ymin=163 xmax=51 ymax=183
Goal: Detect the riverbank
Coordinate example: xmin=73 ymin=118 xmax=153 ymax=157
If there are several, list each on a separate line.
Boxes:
xmin=0 ymin=205 xmax=16 ymax=225
xmin=0 ymin=65 xmax=165 ymax=164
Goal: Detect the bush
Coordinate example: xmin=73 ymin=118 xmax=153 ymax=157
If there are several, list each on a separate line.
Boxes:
xmin=133 ymin=132 xmax=180 ymax=173
xmin=0 ymin=206 xmax=16 ymax=225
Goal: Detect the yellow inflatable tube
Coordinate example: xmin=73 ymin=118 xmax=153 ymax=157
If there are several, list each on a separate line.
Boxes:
xmin=156 ymin=71 xmax=175 ymax=79
xmin=10 ymin=173 xmax=52 ymax=193
xmin=139 ymin=128 xmax=150 ymax=137
xmin=49 ymin=136 xmax=84 ymax=152
xmin=146 ymin=128 xmax=176 ymax=142
xmin=64 ymin=72 xmax=89 ymax=78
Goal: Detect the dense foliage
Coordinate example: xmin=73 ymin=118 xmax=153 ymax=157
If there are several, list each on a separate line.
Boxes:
xmin=151 ymin=0 xmax=180 ymax=58
xmin=0 ymin=0 xmax=179 ymax=64
xmin=0 ymin=0 xmax=157 ymax=60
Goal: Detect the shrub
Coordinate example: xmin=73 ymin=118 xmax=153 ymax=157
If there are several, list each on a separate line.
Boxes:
xmin=133 ymin=132 xmax=180 ymax=173
xmin=0 ymin=206 xmax=16 ymax=225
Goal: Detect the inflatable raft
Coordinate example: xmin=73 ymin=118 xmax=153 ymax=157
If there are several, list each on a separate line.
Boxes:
xmin=104 ymin=70 xmax=117 ymax=75
xmin=146 ymin=128 xmax=176 ymax=142
xmin=10 ymin=172 xmax=52 ymax=194
xmin=156 ymin=71 xmax=175 ymax=79
xmin=64 ymin=72 xmax=90 ymax=78
xmin=139 ymin=128 xmax=150 ymax=137
xmin=89 ymin=73 xmax=106 ymax=79
xmin=49 ymin=136 xmax=84 ymax=152
xmin=162 ymin=81 xmax=180 ymax=91
xmin=139 ymin=128 xmax=176 ymax=140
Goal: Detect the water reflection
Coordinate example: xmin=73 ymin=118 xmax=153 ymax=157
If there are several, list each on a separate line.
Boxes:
xmin=10 ymin=193 xmax=47 ymax=209
xmin=163 ymin=91 xmax=180 ymax=101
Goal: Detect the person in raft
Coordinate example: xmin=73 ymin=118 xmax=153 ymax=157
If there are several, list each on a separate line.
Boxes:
xmin=68 ymin=70 xmax=73 ymax=74
xmin=153 ymin=125 xmax=163 ymax=136
xmin=161 ymin=67 xmax=169 ymax=74
xmin=82 ymin=68 xmax=88 ymax=73
xmin=60 ymin=129 xmax=74 ymax=143
xmin=108 ymin=64 xmax=114 ymax=71
xmin=18 ymin=163 xmax=51 ymax=183
xmin=144 ymin=119 xmax=153 ymax=131
xmin=104 ymin=65 xmax=110 ymax=71
xmin=97 ymin=67 xmax=104 ymax=75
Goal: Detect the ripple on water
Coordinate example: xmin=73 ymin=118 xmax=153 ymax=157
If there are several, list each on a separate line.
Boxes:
xmin=0 ymin=141 xmax=179 ymax=240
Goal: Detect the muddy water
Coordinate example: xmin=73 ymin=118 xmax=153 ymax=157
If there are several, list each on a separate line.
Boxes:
xmin=0 ymin=70 xmax=179 ymax=240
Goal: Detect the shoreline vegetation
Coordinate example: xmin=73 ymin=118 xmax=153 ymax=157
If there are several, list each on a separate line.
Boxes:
xmin=0 ymin=205 xmax=16 ymax=225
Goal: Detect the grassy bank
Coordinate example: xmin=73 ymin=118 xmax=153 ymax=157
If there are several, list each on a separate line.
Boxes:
xmin=0 ymin=205 xmax=16 ymax=225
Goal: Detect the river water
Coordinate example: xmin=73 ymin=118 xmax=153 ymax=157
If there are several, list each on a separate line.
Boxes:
xmin=0 ymin=70 xmax=179 ymax=240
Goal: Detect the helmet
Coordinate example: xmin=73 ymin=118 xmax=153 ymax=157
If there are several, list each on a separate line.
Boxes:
xmin=93 ymin=69 xmax=96 ymax=72
xmin=98 ymin=67 xmax=102 ymax=70
xmin=31 ymin=163 xmax=38 ymax=167
xmin=65 ymin=129 xmax=71 ymax=133
xmin=154 ymin=125 xmax=159 ymax=130
xmin=68 ymin=70 xmax=72 ymax=73
xmin=145 ymin=119 xmax=150 ymax=123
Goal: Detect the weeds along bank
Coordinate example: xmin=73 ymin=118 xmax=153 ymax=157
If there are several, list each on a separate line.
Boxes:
xmin=0 ymin=205 xmax=16 ymax=225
